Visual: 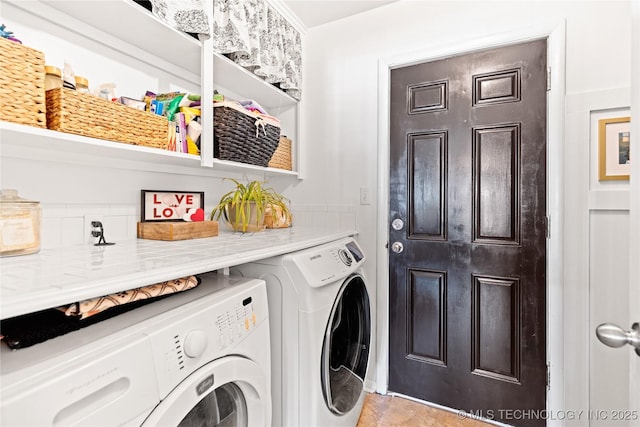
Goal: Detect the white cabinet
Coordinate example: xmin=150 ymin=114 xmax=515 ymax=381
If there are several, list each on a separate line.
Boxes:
xmin=0 ymin=0 xmax=300 ymax=179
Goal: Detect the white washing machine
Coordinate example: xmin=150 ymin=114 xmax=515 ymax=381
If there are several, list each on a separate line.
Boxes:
xmin=1 ymin=273 xmax=271 ymax=427
xmin=232 ymin=237 xmax=371 ymax=427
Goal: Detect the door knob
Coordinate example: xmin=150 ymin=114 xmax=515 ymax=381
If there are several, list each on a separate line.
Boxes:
xmin=391 ymin=242 xmax=404 ymax=253
xmin=596 ymin=322 xmax=640 ymax=357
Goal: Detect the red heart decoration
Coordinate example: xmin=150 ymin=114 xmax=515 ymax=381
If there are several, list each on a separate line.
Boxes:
xmin=190 ymin=208 xmax=204 ymax=222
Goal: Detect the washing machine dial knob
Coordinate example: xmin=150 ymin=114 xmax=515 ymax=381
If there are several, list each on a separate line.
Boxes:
xmin=338 ymin=249 xmax=353 ymax=266
xmin=183 ymin=330 xmax=208 ymax=358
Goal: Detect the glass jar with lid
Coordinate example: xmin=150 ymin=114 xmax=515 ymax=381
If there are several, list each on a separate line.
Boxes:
xmin=44 ymin=65 xmax=62 ymax=91
xmin=0 ymin=189 xmax=41 ymax=256
xmin=75 ymin=76 xmax=89 ymax=93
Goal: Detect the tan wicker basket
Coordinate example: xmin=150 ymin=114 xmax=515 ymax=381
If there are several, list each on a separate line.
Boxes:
xmin=46 ymin=88 xmax=168 ymax=149
xmin=0 ymin=38 xmax=46 ymax=128
xmin=264 ymin=204 xmax=292 ymax=229
xmin=268 ymin=135 xmax=292 ymax=170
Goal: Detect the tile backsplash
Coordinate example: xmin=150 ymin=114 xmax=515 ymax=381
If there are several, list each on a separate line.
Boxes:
xmin=40 ymin=203 xmax=358 ymax=249
xmin=41 ymin=204 xmax=138 ymax=249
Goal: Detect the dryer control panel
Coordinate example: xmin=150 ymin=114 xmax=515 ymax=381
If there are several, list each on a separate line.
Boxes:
xmin=287 ymin=238 xmax=366 ymax=289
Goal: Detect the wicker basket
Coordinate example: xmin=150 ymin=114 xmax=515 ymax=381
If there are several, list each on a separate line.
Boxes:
xmin=0 ymin=38 xmax=46 ymax=128
xmin=214 ymin=102 xmax=280 ymax=167
xmin=46 ymin=88 xmax=168 ymax=149
xmin=264 ymin=204 xmax=292 ymax=229
xmin=268 ymin=136 xmax=293 ymax=170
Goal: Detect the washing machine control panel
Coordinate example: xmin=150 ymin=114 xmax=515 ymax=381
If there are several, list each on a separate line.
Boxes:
xmin=215 ymin=296 xmax=258 ymax=350
xmin=146 ymin=278 xmax=268 ymax=399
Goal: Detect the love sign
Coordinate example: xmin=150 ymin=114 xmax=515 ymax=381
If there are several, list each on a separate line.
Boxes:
xmin=141 ymin=190 xmax=205 ymax=222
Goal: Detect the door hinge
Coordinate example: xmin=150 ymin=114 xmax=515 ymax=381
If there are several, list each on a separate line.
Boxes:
xmin=546 ymin=67 xmax=551 ymax=91
xmin=546 ymin=362 xmax=551 ymax=390
xmin=545 ymin=216 xmax=551 ymax=238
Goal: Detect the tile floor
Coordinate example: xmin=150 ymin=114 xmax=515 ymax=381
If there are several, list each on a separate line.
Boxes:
xmin=357 ymin=393 xmax=491 ymax=427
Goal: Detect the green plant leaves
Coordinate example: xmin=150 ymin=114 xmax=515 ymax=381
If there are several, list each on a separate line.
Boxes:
xmin=210 ymin=178 xmax=291 ymax=233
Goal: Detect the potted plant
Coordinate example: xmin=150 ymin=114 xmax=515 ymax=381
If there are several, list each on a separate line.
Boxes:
xmin=210 ymin=179 xmax=291 ymax=232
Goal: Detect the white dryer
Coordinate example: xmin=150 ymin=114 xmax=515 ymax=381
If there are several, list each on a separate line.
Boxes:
xmin=1 ymin=273 xmax=271 ymax=427
xmin=232 ymin=237 xmax=371 ymax=427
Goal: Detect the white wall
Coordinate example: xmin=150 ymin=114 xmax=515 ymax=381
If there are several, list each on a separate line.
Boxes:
xmin=285 ymin=0 xmax=632 ymax=403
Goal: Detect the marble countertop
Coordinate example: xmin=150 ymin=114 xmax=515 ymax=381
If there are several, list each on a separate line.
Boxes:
xmin=0 ymin=227 xmax=355 ymax=320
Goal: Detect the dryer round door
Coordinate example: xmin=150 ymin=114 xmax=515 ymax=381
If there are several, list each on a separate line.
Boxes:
xmin=321 ymin=274 xmax=371 ymax=415
xmin=142 ymin=356 xmax=269 ymax=427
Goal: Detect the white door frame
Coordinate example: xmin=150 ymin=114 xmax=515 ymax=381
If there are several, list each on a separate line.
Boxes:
xmin=628 ymin=0 xmax=639 ymax=417
xmin=375 ymin=21 xmax=567 ymax=422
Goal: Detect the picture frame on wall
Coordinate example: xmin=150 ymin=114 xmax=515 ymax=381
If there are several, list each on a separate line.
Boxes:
xmin=598 ymin=116 xmax=631 ymax=181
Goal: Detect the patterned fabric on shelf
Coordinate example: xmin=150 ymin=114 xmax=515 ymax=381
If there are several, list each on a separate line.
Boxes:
xmin=57 ymin=275 xmax=200 ymax=320
xmin=148 ymin=0 xmax=302 ymax=100
xmin=211 ymin=0 xmax=302 ymax=100
xmin=149 ymin=0 xmax=212 ymax=35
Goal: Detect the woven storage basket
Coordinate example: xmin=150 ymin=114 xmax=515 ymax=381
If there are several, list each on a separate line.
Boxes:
xmin=268 ymin=135 xmax=292 ymax=170
xmin=214 ymin=102 xmax=280 ymax=167
xmin=0 ymin=38 xmax=46 ymax=128
xmin=264 ymin=204 xmax=292 ymax=229
xmin=46 ymin=88 xmax=168 ymax=149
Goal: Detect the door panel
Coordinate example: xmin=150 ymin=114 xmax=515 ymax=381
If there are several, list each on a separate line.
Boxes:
xmin=409 ymin=132 xmax=447 ymax=240
xmin=389 ymin=40 xmax=547 ymax=427
xmin=407 ymin=269 xmax=447 ymax=365
xmin=590 ymin=211 xmax=633 ymax=427
xmin=472 ymin=124 xmax=520 ymax=244
xmin=471 ymin=275 xmax=521 ymax=383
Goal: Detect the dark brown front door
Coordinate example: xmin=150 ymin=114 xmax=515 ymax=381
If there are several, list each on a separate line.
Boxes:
xmin=388 ymin=40 xmax=547 ymax=427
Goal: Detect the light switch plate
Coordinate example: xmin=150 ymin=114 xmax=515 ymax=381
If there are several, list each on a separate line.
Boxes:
xmin=359 ymin=187 xmax=371 ymax=205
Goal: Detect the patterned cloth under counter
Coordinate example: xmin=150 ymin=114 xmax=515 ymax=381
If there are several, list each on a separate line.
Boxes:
xmin=57 ymin=275 xmax=200 ymax=320
xmin=1 ymin=275 xmax=201 ymax=349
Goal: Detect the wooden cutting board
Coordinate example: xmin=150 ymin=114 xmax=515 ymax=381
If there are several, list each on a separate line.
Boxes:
xmin=137 ymin=221 xmax=219 ymax=241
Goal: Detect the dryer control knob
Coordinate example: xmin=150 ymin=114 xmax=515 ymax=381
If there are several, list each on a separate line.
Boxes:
xmin=338 ymin=249 xmax=353 ymax=266
xmin=184 ymin=330 xmax=208 ymax=358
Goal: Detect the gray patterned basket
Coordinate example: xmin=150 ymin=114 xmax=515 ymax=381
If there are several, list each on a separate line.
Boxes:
xmin=213 ymin=103 xmax=280 ymax=167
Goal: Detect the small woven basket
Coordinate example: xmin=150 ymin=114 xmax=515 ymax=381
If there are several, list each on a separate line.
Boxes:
xmin=214 ymin=103 xmax=280 ymax=167
xmin=268 ymin=136 xmax=293 ymax=170
xmin=46 ymin=88 xmax=168 ymax=149
xmin=0 ymin=38 xmax=46 ymax=128
xmin=264 ymin=204 xmax=292 ymax=229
